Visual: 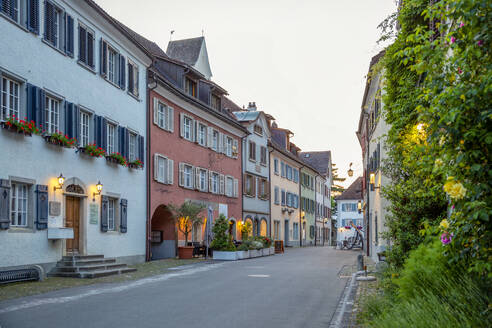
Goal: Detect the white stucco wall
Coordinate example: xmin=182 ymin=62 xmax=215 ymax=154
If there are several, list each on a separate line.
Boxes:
xmin=336 ymin=199 xmax=363 ymax=243
xmin=0 ymin=0 xmax=150 ymax=269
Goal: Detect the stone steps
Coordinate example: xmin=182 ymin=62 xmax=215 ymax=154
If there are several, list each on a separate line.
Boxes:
xmin=49 ymin=254 xmax=136 ymax=279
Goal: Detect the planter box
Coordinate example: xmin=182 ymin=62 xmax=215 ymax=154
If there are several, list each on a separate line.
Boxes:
xmin=43 ymin=135 xmax=73 ymax=148
xmin=178 ymin=246 xmax=194 ymax=259
xmin=1 ymin=122 xmax=32 ymax=136
xmin=213 ymin=251 xmax=238 ymax=261
xmin=127 ymin=162 xmax=143 ymax=170
xmin=236 ymin=250 xmax=250 ymax=260
xmin=249 ymin=249 xmax=261 ymax=258
xmin=105 ymin=155 xmax=126 ymax=166
xmin=269 ymin=246 xmax=275 ymax=255
xmin=261 ymin=248 xmax=270 ymax=256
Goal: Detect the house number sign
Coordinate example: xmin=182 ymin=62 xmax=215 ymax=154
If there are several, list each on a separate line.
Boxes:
xmin=89 ymin=204 xmax=99 ymax=225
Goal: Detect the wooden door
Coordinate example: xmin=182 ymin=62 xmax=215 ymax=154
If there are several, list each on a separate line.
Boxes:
xmin=66 ymin=196 xmax=80 ymax=253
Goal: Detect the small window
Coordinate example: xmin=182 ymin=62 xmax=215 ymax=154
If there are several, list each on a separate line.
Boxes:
xmin=249 ymin=141 xmax=256 ymax=161
xmin=260 ymin=146 xmax=267 ymax=166
xmin=128 ymin=133 xmax=137 ymax=161
xmin=185 ymin=78 xmax=196 ymax=97
xmin=226 ymin=176 xmax=234 ymax=197
xmin=107 ymin=47 xmax=119 ymax=85
xmin=274 ymin=186 xmax=279 ymax=204
xmin=10 ymin=182 xmax=28 ymax=227
xmin=1 ymin=76 xmax=20 ymax=121
xmin=1 ymin=0 xmax=20 ymax=23
xmin=274 ymin=159 xmax=279 ymax=175
xmin=183 ymin=164 xmax=193 ymax=189
xmin=183 ymin=115 xmax=193 ymax=141
xmin=226 ymin=137 xmax=233 ymax=157
xmin=199 ymin=168 xmax=208 ymax=192
xmin=156 ymin=101 xmax=173 ymax=132
xmin=127 ymin=60 xmax=139 ymax=97
xmin=281 ymin=189 xmax=286 ymax=206
xmin=80 ymin=111 xmax=90 ymax=147
xmin=211 ymin=94 xmax=221 ymax=111
xmin=211 ymin=172 xmax=219 ymax=194
xmin=107 ymin=198 xmax=116 ymax=231
xmin=254 ymin=124 xmax=263 ymax=136
xmin=245 ymin=174 xmax=255 ymax=197
xmin=212 ymin=130 xmax=219 ymax=151
xmin=155 ymin=154 xmax=173 ymax=185
xmin=259 ymin=179 xmax=268 ymax=200
xmin=107 ymin=123 xmax=116 ymax=154
xmin=198 ymin=123 xmax=207 ymax=146
xmin=78 ymin=24 xmax=95 ymax=68
xmin=44 ymin=1 xmax=64 ymax=50
xmin=45 ymin=95 xmax=60 ymax=134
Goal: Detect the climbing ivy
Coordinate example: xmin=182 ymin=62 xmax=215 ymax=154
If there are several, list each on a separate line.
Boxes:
xmin=380 ymin=0 xmax=491 ymax=278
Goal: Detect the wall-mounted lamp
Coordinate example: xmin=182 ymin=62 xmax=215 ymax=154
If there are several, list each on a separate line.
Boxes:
xmin=369 ymin=172 xmax=380 ymax=191
xmin=301 ymin=211 xmax=305 ymax=218
xmin=53 ymin=173 xmax=65 ymax=192
xmin=357 ymin=200 xmax=363 ymax=214
xmin=348 ymin=162 xmax=354 ymax=177
xmin=93 ymin=181 xmax=103 ymax=201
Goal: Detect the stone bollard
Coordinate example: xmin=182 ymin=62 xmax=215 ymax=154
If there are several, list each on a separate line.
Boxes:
xmin=357 ymin=254 xmax=364 ymax=271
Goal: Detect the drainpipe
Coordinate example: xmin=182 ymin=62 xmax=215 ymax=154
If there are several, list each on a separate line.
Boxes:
xmin=298 ymin=164 xmax=304 ymax=247
xmin=314 ymin=173 xmax=320 ymax=246
xmin=146 ymin=70 xmax=158 ymax=262
xmin=240 ymin=134 xmax=247 ymax=239
xmin=268 ymin=146 xmax=273 ymax=238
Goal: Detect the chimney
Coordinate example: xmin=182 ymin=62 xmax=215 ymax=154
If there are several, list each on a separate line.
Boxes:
xmin=247 ymin=102 xmax=257 ymax=111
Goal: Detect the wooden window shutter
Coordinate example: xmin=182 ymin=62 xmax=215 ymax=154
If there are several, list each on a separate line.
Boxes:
xmin=153 ymin=98 xmax=159 ymax=126
xmin=253 ymin=177 xmax=257 ymax=197
xmin=179 ymin=113 xmax=185 ymax=138
xmin=153 ymin=154 xmax=159 ymax=181
xmin=27 ymin=0 xmax=40 ymax=34
xmin=234 ymin=178 xmax=238 ymax=198
xmin=119 ymin=199 xmax=128 ymax=233
xmin=138 ymin=135 xmax=144 ymax=163
xmin=243 ymin=174 xmax=248 ymax=194
xmin=167 ymin=159 xmax=174 ymax=184
xmin=35 ymin=185 xmax=48 ymax=230
xmin=100 ymin=195 xmax=108 ymax=232
xmin=219 ymin=174 xmax=225 ymax=195
xmin=119 ymin=54 xmax=126 ymax=89
xmin=167 ymin=107 xmax=174 ymax=132
xmin=207 ymin=127 xmax=213 ymax=148
xmin=65 ymin=14 xmax=74 ymax=56
xmin=100 ymin=39 xmax=107 ymax=76
xmin=0 ymin=179 xmax=10 ymax=229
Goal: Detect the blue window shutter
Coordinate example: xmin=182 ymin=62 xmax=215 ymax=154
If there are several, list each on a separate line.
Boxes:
xmin=101 ymin=117 xmax=107 ymax=150
xmin=26 ymin=83 xmax=38 ymax=123
xmin=117 ymin=126 xmax=124 ymax=155
xmin=100 ymin=195 xmax=108 ymax=232
xmin=65 ymin=14 xmax=74 ymax=56
xmin=64 ymin=102 xmax=73 ymax=137
xmin=0 ymin=179 xmax=10 ymax=230
xmin=119 ymin=55 xmax=126 ymax=89
xmin=93 ymin=114 xmax=100 ymax=147
xmin=26 ymin=0 xmax=39 ymax=34
xmin=87 ymin=32 xmax=94 ymax=68
xmin=127 ymin=63 xmax=133 ymax=94
xmin=138 ymin=135 xmax=144 ymax=163
xmin=78 ymin=25 xmax=86 ymax=62
xmin=124 ymin=128 xmax=129 ymax=159
xmin=35 ymin=185 xmax=48 ymax=230
xmin=119 ymin=199 xmax=127 ymax=233
xmin=73 ymin=105 xmax=80 ymax=142
xmin=100 ymin=39 xmax=107 ymax=76
xmin=37 ymin=88 xmax=45 ymax=129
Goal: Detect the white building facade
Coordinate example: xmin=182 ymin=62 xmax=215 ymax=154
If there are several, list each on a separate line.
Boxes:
xmin=336 ymin=178 xmax=363 ymax=244
xmin=0 ymin=0 xmax=151 ymax=271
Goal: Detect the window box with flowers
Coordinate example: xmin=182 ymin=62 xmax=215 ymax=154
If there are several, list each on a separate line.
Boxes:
xmin=78 ymin=144 xmax=106 ymax=158
xmin=43 ymin=132 xmax=77 ymax=148
xmin=105 ymin=153 xmax=127 ymax=167
xmin=1 ymin=117 xmax=40 ymax=136
xmin=128 ymin=159 xmax=143 ymax=170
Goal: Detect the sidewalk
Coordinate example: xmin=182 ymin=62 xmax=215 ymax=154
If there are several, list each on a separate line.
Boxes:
xmin=0 ymin=258 xmax=204 ymax=302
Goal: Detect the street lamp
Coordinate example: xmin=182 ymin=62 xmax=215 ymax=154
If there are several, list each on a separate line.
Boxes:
xmin=348 ymin=162 xmax=353 ymax=177
xmin=53 ymin=173 xmax=65 ymax=192
xmin=357 ymin=200 xmax=362 ymax=214
xmin=93 ymin=181 xmax=103 ymax=201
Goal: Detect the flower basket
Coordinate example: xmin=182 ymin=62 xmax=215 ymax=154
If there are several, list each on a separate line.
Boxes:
xmin=1 ymin=117 xmax=40 ymax=136
xmin=78 ymin=144 xmax=106 ymax=158
xmin=128 ymin=159 xmax=143 ymax=170
xmin=344 ymin=226 xmax=352 ymax=230
xmin=106 ymin=153 xmax=127 ymax=166
xmin=43 ymin=132 xmax=77 ymax=148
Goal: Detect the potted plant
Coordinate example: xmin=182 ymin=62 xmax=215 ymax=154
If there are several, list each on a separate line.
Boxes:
xmin=79 ymin=143 xmax=106 ymax=158
xmin=241 ymin=220 xmax=252 ymax=241
xmin=256 ymin=236 xmax=273 ymax=256
xmin=43 ymin=131 xmax=77 ymax=148
xmin=1 ymin=116 xmax=39 ymax=136
xmin=210 ymin=214 xmax=237 ymax=260
xmin=168 ymin=201 xmax=205 ymax=259
xmin=236 ymin=242 xmax=250 ymax=260
xmin=106 ymin=152 xmax=127 ymax=166
xmin=249 ymin=240 xmax=263 ymax=258
xmin=128 ymin=158 xmax=143 ymax=169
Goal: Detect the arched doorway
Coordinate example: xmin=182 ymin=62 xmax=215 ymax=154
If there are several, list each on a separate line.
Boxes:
xmin=151 ymin=205 xmax=176 ymax=259
xmin=245 ymin=217 xmax=253 ymax=238
xmin=260 ymin=218 xmax=267 ymax=236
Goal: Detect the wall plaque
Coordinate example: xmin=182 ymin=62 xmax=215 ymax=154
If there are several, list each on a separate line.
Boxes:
xmin=89 ymin=204 xmax=99 ymax=225
xmin=49 ymin=201 xmax=61 ymax=216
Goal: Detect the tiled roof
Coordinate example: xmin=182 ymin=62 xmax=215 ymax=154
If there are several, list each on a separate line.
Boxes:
xmin=115 ymin=20 xmax=168 ymax=58
xmin=166 ymin=37 xmax=204 ymax=66
xmin=299 ymin=151 xmax=331 ymax=175
xmin=336 ymin=177 xmax=363 ymax=200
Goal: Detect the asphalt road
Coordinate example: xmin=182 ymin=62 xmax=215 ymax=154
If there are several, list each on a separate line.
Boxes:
xmin=0 ymin=247 xmax=357 ymax=328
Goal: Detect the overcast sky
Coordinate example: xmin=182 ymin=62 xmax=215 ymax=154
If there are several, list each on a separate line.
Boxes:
xmin=97 ymin=0 xmax=397 ymax=188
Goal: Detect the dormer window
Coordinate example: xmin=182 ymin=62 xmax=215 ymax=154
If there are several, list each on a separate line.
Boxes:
xmin=254 ymin=124 xmax=263 ymax=136
xmin=211 ymin=94 xmax=221 ymax=111
xmin=185 ymin=78 xmax=197 ymax=97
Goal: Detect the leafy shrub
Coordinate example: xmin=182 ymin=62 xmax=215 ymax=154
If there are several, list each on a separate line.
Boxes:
xmin=210 ymin=215 xmax=236 ymax=251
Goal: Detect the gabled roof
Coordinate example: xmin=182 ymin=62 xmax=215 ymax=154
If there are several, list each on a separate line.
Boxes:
xmin=115 ymin=20 xmax=168 ymax=58
xmin=268 ymin=140 xmax=319 ymax=173
xmin=299 ymin=151 xmax=332 ymax=175
xmin=167 ymin=36 xmax=205 ymax=66
xmin=336 ymin=177 xmax=362 ymax=200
